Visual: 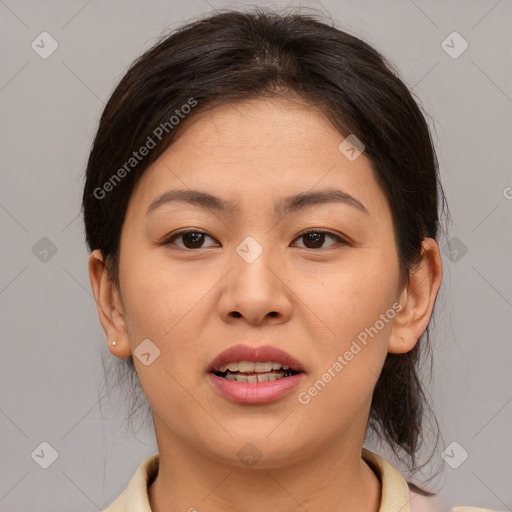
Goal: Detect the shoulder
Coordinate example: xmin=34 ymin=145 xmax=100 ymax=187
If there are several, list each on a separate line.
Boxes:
xmin=450 ymin=508 xmax=501 ymax=512
xmin=362 ymin=448 xmax=497 ymax=512
xmin=409 ymin=488 xmax=498 ymax=512
xmin=102 ymin=454 xmax=159 ymax=512
xmin=409 ymin=487 xmax=447 ymax=512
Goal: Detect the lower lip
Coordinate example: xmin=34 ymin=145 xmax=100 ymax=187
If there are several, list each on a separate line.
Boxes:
xmin=208 ymin=372 xmax=305 ymax=404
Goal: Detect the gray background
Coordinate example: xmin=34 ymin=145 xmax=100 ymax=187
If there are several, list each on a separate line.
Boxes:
xmin=0 ymin=0 xmax=511 ymax=510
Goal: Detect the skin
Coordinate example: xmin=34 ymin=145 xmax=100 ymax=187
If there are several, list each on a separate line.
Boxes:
xmin=89 ymin=97 xmax=442 ymax=512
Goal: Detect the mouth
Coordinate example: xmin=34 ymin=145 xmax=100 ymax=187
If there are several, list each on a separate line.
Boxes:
xmin=212 ymin=361 xmax=301 ymax=383
xmin=207 ymin=344 xmax=306 ymax=404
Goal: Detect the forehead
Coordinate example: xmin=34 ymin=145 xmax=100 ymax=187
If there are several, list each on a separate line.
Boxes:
xmin=127 ymin=97 xmax=389 ymax=221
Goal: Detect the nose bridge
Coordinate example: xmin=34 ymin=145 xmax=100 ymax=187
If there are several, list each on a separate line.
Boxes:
xmin=233 ymin=234 xmax=276 ymax=294
xmin=235 ymin=234 xmax=267 ymax=266
xmin=219 ymin=233 xmax=291 ymax=324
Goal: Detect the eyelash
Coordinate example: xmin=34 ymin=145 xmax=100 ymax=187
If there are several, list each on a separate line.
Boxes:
xmin=162 ymin=228 xmax=349 ymax=251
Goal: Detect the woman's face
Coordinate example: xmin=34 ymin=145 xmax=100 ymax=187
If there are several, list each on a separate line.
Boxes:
xmin=111 ymin=97 xmax=407 ymax=466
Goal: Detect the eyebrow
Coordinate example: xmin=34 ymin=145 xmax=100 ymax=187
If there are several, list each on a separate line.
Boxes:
xmin=146 ymin=188 xmax=368 ymax=216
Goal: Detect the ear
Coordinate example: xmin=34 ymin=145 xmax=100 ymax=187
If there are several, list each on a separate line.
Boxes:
xmin=388 ymin=238 xmax=443 ymax=354
xmin=88 ymin=249 xmax=132 ymax=359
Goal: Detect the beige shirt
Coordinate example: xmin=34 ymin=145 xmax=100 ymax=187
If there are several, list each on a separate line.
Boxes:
xmin=103 ymin=448 xmax=495 ymax=512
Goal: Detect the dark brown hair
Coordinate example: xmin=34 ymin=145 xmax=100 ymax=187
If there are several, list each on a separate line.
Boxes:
xmin=83 ymin=7 xmax=447 ymax=493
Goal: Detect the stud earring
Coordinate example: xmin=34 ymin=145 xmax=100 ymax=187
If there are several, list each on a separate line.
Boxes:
xmin=111 ymin=340 xmax=117 ymax=346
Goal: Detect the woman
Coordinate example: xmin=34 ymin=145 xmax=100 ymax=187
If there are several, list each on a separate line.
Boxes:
xmin=83 ymin=8 xmax=495 ymax=511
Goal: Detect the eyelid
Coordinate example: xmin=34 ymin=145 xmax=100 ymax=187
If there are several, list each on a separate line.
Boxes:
xmin=161 ymin=228 xmax=217 ymax=246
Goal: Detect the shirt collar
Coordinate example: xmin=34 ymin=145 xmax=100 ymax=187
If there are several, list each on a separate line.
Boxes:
xmin=103 ymin=448 xmax=411 ymax=512
xmin=362 ymin=447 xmax=411 ymax=512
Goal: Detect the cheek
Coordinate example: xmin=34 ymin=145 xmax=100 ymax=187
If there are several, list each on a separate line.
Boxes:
xmin=119 ymin=253 xmax=211 ymax=421
xmin=295 ymin=264 xmax=396 ymax=421
xmin=119 ymin=246 xmax=205 ymax=341
xmin=307 ymin=250 xmax=399 ymax=342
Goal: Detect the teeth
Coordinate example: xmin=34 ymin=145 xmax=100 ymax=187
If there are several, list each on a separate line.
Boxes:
xmin=225 ymin=371 xmax=288 ymax=383
xmin=218 ymin=360 xmax=291 ymax=373
xmin=238 ymin=361 xmax=255 ymax=373
xmin=254 ymin=361 xmax=273 ymax=372
xmin=219 ymin=362 xmax=239 ymax=372
xmin=257 ymin=372 xmax=280 ymax=382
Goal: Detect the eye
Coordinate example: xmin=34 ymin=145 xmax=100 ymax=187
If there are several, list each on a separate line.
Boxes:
xmin=163 ymin=229 xmax=219 ymax=250
xmin=162 ymin=228 xmax=347 ymax=251
xmin=292 ymin=229 xmax=346 ymax=250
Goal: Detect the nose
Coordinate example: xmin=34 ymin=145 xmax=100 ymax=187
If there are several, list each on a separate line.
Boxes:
xmin=218 ymin=244 xmax=293 ymax=326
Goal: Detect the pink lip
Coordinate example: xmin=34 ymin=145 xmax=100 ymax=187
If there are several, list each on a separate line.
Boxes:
xmin=207 ymin=344 xmax=306 ymax=404
xmin=208 ymin=372 xmax=305 ymax=404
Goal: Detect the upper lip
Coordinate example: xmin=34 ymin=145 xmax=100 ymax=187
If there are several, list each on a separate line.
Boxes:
xmin=208 ymin=344 xmax=305 ymax=373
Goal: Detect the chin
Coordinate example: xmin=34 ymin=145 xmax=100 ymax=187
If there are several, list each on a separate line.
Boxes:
xmin=204 ymin=436 xmax=311 ymax=470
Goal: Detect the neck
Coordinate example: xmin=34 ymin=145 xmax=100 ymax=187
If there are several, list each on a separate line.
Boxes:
xmin=148 ymin=417 xmax=381 ymax=512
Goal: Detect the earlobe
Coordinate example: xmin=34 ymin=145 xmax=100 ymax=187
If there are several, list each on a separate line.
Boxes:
xmin=388 ymin=238 xmax=443 ymax=354
xmin=88 ymin=249 xmax=132 ymax=359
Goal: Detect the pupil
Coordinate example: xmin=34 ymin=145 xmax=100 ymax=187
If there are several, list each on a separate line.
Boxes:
xmin=305 ymin=232 xmax=324 ymax=248
xmin=184 ymin=232 xmax=204 ymax=248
